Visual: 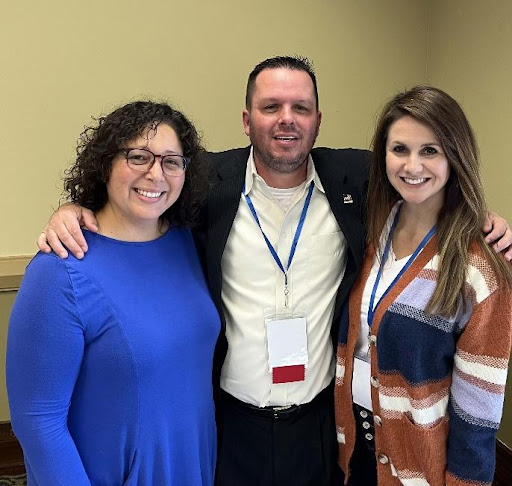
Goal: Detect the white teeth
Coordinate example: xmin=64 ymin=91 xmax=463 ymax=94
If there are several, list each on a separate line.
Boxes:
xmin=404 ymin=178 xmax=427 ymax=185
xmin=136 ymin=189 xmax=163 ymax=198
xmin=276 ymin=136 xmax=296 ymax=140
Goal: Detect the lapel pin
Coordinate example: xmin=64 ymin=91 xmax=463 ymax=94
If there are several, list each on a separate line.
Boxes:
xmin=343 ymin=194 xmax=353 ymax=204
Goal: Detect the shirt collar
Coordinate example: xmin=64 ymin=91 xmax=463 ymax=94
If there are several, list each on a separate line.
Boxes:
xmin=243 ymin=146 xmax=325 ymax=195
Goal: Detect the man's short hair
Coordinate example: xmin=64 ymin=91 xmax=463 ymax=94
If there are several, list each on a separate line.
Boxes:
xmin=245 ymin=55 xmax=319 ymax=109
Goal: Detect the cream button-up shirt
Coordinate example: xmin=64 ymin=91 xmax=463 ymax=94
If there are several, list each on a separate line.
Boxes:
xmin=220 ymin=148 xmax=348 ymax=406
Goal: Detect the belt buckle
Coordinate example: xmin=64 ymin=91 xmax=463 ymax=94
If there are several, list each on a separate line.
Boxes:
xmin=271 ymin=404 xmax=293 ymax=419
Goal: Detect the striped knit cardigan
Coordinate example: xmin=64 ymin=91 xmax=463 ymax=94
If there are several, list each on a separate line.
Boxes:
xmin=335 ymin=209 xmax=512 ymax=486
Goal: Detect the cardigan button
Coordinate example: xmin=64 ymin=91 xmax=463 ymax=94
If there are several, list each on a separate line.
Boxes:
xmin=374 ymin=415 xmax=382 ymax=427
xmin=369 ymin=334 xmax=377 ymax=346
xmin=378 ymin=454 xmax=389 ymax=464
xmin=370 ymin=376 xmax=380 ymax=388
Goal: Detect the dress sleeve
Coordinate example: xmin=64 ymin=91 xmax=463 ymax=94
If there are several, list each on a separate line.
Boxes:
xmin=446 ymin=263 xmax=512 ymax=485
xmin=6 ymin=254 xmax=91 ymax=486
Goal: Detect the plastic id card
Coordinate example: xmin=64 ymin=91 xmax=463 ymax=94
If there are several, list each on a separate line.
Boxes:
xmin=266 ymin=317 xmax=308 ymax=384
xmin=352 ymin=357 xmax=373 ymax=411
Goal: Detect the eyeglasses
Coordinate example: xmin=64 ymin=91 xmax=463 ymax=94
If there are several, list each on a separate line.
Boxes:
xmin=121 ymin=148 xmax=190 ymax=177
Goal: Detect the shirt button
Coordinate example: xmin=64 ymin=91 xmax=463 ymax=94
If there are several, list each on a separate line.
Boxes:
xmin=374 ymin=415 xmax=382 ymax=427
xmin=365 ymin=433 xmax=374 ymax=441
xmin=378 ymin=454 xmax=389 ymax=464
xmin=362 ymin=421 xmax=371 ymax=430
xmin=369 ymin=334 xmax=377 ymax=346
xmin=359 ymin=409 xmax=368 ymax=419
xmin=370 ymin=376 xmax=380 ymax=388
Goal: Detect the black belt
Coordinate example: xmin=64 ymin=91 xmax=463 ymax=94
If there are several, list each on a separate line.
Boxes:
xmin=220 ymin=382 xmax=333 ymax=420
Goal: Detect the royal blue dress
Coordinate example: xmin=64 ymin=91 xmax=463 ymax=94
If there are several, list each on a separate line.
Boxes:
xmin=7 ymin=229 xmax=220 ymax=486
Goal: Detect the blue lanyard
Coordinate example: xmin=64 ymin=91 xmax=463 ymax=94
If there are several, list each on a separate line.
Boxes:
xmin=243 ymin=182 xmax=314 ymax=307
xmin=367 ymin=209 xmax=436 ymax=327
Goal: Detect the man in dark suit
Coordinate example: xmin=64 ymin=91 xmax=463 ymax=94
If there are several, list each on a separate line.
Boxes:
xmin=199 ymin=56 xmax=370 ymax=486
xmin=37 ymin=56 xmax=512 ymax=486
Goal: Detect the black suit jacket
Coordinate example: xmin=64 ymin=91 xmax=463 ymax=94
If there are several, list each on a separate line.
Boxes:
xmin=195 ymin=146 xmax=370 ymax=393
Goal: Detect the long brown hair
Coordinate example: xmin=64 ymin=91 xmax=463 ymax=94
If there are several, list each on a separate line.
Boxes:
xmin=367 ymin=85 xmax=512 ymax=317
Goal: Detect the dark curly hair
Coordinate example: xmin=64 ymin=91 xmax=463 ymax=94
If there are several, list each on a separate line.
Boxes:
xmin=63 ymin=100 xmax=207 ymax=227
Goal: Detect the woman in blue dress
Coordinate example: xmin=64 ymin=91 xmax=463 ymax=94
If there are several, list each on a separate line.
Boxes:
xmin=7 ymin=101 xmax=220 ymax=485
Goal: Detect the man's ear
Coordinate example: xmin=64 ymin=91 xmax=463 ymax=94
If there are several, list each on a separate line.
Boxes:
xmin=242 ymin=109 xmax=251 ymax=137
xmin=316 ymin=110 xmax=322 ymax=136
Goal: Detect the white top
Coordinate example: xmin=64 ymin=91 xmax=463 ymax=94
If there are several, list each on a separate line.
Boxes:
xmin=356 ymin=252 xmax=410 ymax=361
xmin=268 ymin=183 xmax=306 ymax=212
xmin=353 ymin=202 xmax=416 ymax=410
xmin=220 ymin=147 xmax=348 ymax=407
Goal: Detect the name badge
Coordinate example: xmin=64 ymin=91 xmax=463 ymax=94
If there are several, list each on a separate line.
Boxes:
xmin=352 ymin=357 xmax=373 ymax=411
xmin=267 ymin=317 xmax=308 ymax=384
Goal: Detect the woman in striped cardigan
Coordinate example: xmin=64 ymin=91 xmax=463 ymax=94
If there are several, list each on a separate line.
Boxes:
xmin=335 ymin=86 xmax=512 ymax=486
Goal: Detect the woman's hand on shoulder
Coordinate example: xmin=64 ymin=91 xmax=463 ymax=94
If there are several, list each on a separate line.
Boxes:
xmin=37 ymin=203 xmax=98 ymax=259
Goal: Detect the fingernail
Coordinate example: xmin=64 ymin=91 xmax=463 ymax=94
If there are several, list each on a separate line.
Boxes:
xmin=77 ymin=251 xmax=84 ymax=259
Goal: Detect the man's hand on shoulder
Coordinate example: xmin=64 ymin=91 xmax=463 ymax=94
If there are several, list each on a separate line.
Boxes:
xmin=37 ymin=203 xmax=98 ymax=259
xmin=484 ymin=211 xmax=512 ymax=261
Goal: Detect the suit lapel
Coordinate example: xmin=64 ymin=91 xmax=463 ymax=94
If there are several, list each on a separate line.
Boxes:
xmin=313 ymin=153 xmax=365 ymax=271
xmin=312 ymin=149 xmax=368 ymax=346
xmin=206 ymin=147 xmax=249 ymax=310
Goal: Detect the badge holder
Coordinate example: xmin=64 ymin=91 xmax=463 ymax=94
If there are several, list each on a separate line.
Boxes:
xmin=265 ymin=308 xmax=308 ymax=384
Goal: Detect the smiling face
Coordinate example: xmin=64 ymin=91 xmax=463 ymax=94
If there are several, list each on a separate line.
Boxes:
xmin=99 ymin=123 xmax=185 ymax=239
xmin=242 ymin=67 xmax=321 ymax=186
xmin=386 ymin=116 xmax=450 ymax=214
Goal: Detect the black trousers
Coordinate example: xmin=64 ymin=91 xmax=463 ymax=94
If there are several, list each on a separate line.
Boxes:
xmin=215 ymin=384 xmax=344 ymax=486
xmin=347 ymin=405 xmax=377 ymax=486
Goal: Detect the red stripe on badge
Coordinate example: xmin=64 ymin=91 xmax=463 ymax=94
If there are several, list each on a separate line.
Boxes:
xmin=272 ymin=365 xmax=305 ymax=384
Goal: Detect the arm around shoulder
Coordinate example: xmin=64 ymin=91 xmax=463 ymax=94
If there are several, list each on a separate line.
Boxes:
xmin=38 ymin=203 xmax=98 ymax=259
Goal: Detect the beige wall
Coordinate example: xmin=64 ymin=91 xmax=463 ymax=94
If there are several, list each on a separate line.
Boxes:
xmin=0 ymin=0 xmax=428 ymax=257
xmin=427 ymin=0 xmax=512 ymax=225
xmin=1 ymin=0 xmax=511 ymax=447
